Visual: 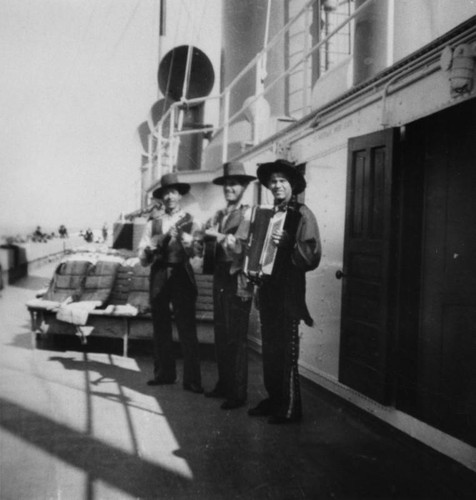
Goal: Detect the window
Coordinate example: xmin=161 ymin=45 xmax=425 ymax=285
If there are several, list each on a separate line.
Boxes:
xmin=312 ymin=0 xmax=353 ymax=81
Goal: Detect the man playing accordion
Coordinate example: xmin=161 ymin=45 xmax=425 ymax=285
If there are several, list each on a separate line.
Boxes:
xmin=233 ymin=159 xmax=321 ymax=424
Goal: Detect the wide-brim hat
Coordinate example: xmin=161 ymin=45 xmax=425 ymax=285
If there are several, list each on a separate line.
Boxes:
xmin=152 ymin=172 xmax=191 ymax=199
xmin=257 ymin=159 xmax=306 ymax=194
xmin=212 ymin=160 xmax=257 ymax=185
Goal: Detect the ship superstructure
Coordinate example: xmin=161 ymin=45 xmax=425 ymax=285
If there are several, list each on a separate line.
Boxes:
xmin=137 ymin=0 xmax=476 ymax=471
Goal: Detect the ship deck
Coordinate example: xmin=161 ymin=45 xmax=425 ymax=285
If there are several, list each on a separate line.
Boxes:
xmin=1 ymin=261 xmax=475 ymax=499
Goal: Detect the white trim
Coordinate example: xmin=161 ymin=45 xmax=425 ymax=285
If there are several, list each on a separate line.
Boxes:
xmin=298 ymin=360 xmax=476 ymax=473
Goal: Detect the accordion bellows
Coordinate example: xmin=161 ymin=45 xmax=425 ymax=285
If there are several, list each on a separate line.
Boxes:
xmin=244 ymin=206 xmax=286 ymax=282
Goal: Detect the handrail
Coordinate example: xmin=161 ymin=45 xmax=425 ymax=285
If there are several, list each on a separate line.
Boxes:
xmin=153 ymin=0 xmax=323 ymax=145
xmin=218 ymin=0 xmax=376 ymax=136
xmin=150 ymin=0 xmax=377 ymax=174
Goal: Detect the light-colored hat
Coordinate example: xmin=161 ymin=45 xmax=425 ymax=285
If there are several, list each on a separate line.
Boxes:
xmin=212 ymin=161 xmax=257 ymax=185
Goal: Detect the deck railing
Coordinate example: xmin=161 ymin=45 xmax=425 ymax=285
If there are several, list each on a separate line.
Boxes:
xmin=147 ymin=0 xmax=377 ymax=184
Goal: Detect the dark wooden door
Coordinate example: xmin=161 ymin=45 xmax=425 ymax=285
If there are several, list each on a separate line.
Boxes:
xmin=338 ymin=128 xmax=397 ymax=404
xmin=415 ymin=101 xmax=476 ymax=445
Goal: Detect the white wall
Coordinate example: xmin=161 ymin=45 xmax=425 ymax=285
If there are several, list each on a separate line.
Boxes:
xmin=196 ymin=1 xmax=476 ymax=471
xmin=231 ymin=71 xmax=476 ymax=470
xmin=393 ymin=0 xmax=476 ymax=63
xmin=290 ymin=100 xmax=385 ymax=378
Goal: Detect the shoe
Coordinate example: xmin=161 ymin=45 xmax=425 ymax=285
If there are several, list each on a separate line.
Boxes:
xmin=147 ymin=377 xmax=176 ymax=386
xmin=204 ymin=387 xmax=226 ymax=399
xmin=183 ymin=383 xmax=204 ymax=394
xmin=247 ymin=399 xmax=276 ymax=417
xmin=220 ymin=399 xmax=246 ymax=410
xmin=267 ymin=415 xmax=302 ymax=425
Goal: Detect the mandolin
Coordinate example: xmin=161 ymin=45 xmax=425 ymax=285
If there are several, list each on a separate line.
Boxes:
xmin=152 ymin=212 xmax=194 ymax=263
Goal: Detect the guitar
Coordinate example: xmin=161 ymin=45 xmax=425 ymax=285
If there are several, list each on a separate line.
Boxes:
xmin=202 ymin=207 xmax=247 ymax=274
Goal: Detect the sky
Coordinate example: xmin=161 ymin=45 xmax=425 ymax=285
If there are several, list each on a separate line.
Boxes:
xmin=0 ymin=0 xmax=161 ymax=235
xmin=0 ymin=0 xmax=221 ymax=238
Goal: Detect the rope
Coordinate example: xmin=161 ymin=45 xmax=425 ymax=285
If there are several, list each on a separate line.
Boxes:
xmin=108 ymin=0 xmax=142 ymax=59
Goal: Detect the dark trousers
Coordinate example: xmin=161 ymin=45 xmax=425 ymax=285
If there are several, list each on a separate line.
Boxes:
xmin=213 ymin=262 xmax=252 ymax=401
xmin=150 ymin=266 xmax=201 ymax=386
xmin=258 ymin=283 xmax=302 ymax=419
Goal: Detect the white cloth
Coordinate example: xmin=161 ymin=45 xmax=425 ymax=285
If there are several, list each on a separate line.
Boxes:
xmin=101 ymin=304 xmax=139 ymax=317
xmin=56 ymin=300 xmax=102 ymax=326
xmin=26 ymin=298 xmax=61 ymax=311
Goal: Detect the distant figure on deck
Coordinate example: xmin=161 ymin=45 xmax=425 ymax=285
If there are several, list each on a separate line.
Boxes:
xmin=32 ymin=226 xmax=47 ymax=243
xmin=102 ymin=223 xmax=108 ymax=243
xmin=58 ymin=224 xmax=68 ymax=238
xmin=84 ymin=228 xmax=94 ymax=243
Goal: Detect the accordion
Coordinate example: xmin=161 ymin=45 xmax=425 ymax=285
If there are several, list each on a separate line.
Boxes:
xmin=243 ymin=206 xmax=287 ymax=283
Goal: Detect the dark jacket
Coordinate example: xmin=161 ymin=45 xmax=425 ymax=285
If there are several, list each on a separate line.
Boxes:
xmin=138 ymin=211 xmax=200 ymax=299
xmin=262 ymin=202 xmax=321 ymax=326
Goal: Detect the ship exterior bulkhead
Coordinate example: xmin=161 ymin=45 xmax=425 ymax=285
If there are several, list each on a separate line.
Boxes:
xmin=217 ymin=0 xmax=476 ymax=470
xmin=147 ymin=0 xmax=476 ymax=471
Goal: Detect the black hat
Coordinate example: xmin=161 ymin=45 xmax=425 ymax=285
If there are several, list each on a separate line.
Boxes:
xmin=256 ymin=159 xmax=306 ymax=194
xmin=152 ymin=172 xmax=191 ymax=199
xmin=212 ymin=161 xmax=257 ymax=185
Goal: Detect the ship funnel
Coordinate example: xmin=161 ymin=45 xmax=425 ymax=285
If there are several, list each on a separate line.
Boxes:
xmin=157 ymin=45 xmax=215 ymax=170
xmin=158 ymin=45 xmax=214 ymax=101
xmin=148 ymin=97 xmax=175 ymax=136
xmin=150 ymin=97 xmax=174 ymax=126
xmin=137 ymin=121 xmax=151 ymax=155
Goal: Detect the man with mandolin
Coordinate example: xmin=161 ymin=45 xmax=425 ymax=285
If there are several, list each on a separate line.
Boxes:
xmin=138 ymin=172 xmax=203 ymax=393
xmin=203 ymin=161 xmax=256 ymax=409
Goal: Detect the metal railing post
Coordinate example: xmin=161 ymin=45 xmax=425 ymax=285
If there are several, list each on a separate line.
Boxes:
xmin=222 ymin=90 xmax=230 ymax=163
xmin=147 ymin=134 xmax=154 ymax=186
xmin=156 ymin=121 xmax=163 ymax=181
xmin=252 ymin=54 xmax=264 ymax=145
xmin=303 ymin=5 xmax=311 ymax=115
xmin=169 ymin=106 xmax=176 ymax=172
xmin=149 ymin=0 xmax=376 ymax=180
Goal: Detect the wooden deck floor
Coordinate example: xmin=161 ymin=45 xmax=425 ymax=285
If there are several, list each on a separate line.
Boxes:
xmin=1 ymin=262 xmax=475 ymax=499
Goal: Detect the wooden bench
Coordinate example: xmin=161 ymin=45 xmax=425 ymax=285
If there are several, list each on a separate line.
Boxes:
xmin=27 ymin=257 xmax=214 ymax=357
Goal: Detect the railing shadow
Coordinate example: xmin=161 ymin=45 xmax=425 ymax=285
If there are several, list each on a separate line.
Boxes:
xmin=0 ymin=397 xmax=191 ymax=499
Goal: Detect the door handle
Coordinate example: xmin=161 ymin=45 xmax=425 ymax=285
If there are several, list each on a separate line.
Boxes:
xmin=335 ymin=270 xmax=346 ymax=280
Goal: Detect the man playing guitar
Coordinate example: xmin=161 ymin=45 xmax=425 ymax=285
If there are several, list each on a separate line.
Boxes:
xmin=203 ymin=161 xmax=256 ymax=409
